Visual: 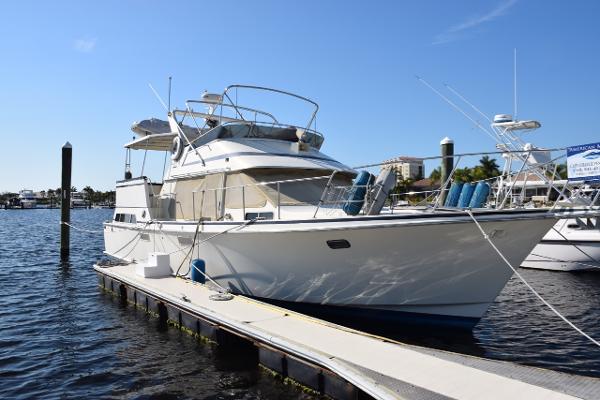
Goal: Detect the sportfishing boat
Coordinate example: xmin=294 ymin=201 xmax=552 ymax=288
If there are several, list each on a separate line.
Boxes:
xmin=521 ymin=217 xmax=600 ymax=271
xmin=414 ymin=78 xmax=600 ymax=273
xmin=480 ymin=114 xmax=600 ymax=272
xmin=103 ymin=85 xmax=563 ymax=329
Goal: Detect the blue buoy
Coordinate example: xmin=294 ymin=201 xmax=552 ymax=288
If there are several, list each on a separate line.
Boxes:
xmin=190 ymin=259 xmax=206 ymax=284
xmin=469 ymin=182 xmax=491 ymax=208
xmin=343 ymin=171 xmax=374 ymax=216
xmin=444 ymin=182 xmax=463 ymax=207
xmin=457 ymin=183 xmax=476 ymax=208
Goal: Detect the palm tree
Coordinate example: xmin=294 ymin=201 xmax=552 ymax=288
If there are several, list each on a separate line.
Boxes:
xmin=553 ymin=163 xmax=568 ymax=180
xmin=454 ymin=167 xmax=473 ymax=183
xmin=429 ymin=167 xmax=441 ymax=183
xmin=478 ymin=156 xmax=500 ymax=179
xmin=82 ymin=186 xmax=95 ymax=205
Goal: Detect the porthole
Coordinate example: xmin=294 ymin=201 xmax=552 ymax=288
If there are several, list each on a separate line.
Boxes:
xmin=326 ymin=239 xmax=351 ymax=249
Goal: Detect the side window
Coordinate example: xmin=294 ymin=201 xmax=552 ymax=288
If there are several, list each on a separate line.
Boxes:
xmin=114 ymin=213 xmax=138 ymax=223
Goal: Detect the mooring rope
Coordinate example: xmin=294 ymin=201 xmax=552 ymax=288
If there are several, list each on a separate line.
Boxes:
xmin=59 ymin=221 xmax=104 ymax=234
xmin=466 ymin=210 xmax=600 ymax=348
xmin=175 ymin=218 xmax=259 ymax=278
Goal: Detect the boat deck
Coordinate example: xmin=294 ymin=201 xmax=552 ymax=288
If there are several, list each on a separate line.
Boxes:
xmin=94 ymin=263 xmax=600 ymax=400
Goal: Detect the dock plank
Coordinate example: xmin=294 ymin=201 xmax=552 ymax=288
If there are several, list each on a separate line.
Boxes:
xmin=94 ymin=263 xmax=600 ymax=400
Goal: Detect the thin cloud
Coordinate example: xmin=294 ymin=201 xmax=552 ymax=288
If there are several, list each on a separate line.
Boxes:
xmin=433 ymin=0 xmax=518 ymax=45
xmin=74 ymin=38 xmax=97 ymax=53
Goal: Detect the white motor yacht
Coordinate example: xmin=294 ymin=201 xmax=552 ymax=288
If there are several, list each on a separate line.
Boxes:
xmin=71 ymin=192 xmax=88 ymax=209
xmin=18 ymin=190 xmax=37 ymax=209
xmin=103 ymin=85 xmax=562 ymax=329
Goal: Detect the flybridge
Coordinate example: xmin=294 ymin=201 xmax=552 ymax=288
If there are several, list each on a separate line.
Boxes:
xmin=124 ymin=84 xmax=324 ymax=152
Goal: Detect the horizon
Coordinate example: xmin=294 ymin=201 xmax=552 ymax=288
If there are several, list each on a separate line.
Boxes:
xmin=1 ymin=1 xmax=599 ymax=192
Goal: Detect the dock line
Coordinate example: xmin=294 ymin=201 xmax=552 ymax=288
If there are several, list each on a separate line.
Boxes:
xmin=175 ymin=217 xmax=258 ymax=277
xmin=466 ymin=209 xmax=600 ymax=348
xmin=59 ymin=221 xmax=103 ymax=234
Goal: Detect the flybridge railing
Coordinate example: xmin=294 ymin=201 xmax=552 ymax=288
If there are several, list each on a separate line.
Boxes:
xmin=221 ymin=84 xmax=320 ymax=134
xmin=183 ymin=100 xmax=280 ymax=125
xmin=353 ymin=147 xmax=574 ymax=212
xmin=174 ymin=85 xmax=320 ymax=140
xmin=173 ymin=112 xmax=325 ymax=149
xmin=158 ymin=147 xmax=589 ymax=221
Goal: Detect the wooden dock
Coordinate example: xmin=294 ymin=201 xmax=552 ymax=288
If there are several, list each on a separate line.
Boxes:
xmin=94 ymin=262 xmax=600 ymax=400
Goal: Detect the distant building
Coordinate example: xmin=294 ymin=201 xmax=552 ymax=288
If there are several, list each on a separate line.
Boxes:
xmin=382 ymin=156 xmax=424 ymax=183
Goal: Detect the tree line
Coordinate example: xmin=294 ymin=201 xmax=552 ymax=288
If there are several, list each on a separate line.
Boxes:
xmin=0 ymin=186 xmax=115 ymax=205
xmin=428 ymin=156 xmax=568 ymax=183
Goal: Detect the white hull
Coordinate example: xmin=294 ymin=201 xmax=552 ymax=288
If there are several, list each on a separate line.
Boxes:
xmin=104 ymin=211 xmax=555 ymax=325
xmin=521 ymin=219 xmax=600 ymax=271
xmin=20 ymin=200 xmax=36 ymax=209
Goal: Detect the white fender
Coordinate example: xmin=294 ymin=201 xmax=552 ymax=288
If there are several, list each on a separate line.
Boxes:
xmin=171 ymin=136 xmax=183 ymax=161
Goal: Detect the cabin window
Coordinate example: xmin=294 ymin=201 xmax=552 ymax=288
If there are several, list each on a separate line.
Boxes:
xmin=170 ymin=169 xmax=354 ymax=220
xmin=246 ymin=169 xmax=354 ymax=206
xmin=224 ymin=172 xmax=268 ymax=209
xmin=174 ymin=173 xmax=230 ymax=220
xmin=114 ymin=213 xmax=136 ymax=223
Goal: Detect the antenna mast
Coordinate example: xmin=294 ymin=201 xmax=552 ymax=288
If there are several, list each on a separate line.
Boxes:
xmin=168 ymin=76 xmax=172 ymax=111
xmin=514 ymin=48 xmax=517 ymax=121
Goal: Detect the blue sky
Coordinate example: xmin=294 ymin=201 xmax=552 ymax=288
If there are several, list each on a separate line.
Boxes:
xmin=1 ymin=0 xmax=599 ymax=192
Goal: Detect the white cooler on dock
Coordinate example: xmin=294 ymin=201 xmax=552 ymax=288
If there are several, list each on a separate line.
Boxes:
xmin=135 ymin=252 xmax=172 ymax=278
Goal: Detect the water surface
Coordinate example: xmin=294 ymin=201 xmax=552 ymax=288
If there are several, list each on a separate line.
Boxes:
xmin=1 ymin=209 xmax=599 ymax=399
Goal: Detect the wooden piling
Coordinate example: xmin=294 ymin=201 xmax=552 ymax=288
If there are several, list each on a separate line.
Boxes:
xmin=440 ymin=137 xmax=454 ymax=206
xmin=60 ymin=142 xmax=72 ymax=260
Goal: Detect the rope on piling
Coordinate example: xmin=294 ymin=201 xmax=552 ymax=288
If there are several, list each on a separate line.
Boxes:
xmin=466 ymin=209 xmax=600 ymax=348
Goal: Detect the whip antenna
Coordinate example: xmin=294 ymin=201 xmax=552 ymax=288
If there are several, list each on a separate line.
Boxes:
xmin=416 ymin=76 xmax=498 ymax=143
xmin=514 ymin=48 xmax=518 ymax=120
xmin=445 ymin=84 xmax=492 ymax=123
xmin=168 ymin=76 xmax=172 ymax=111
xmin=149 ymin=83 xmax=169 ymax=112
